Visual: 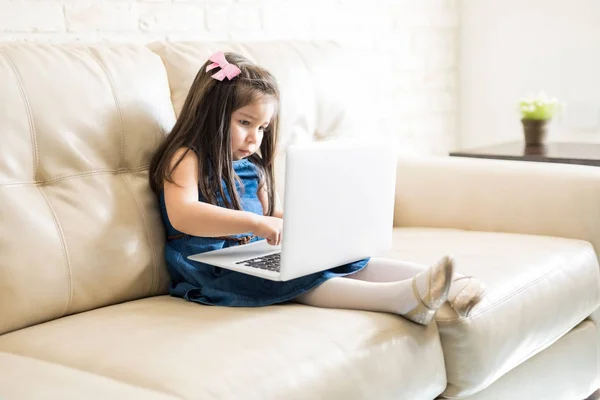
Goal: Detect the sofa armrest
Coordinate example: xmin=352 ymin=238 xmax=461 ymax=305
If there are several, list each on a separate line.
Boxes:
xmin=394 ymin=156 xmax=600 ymax=256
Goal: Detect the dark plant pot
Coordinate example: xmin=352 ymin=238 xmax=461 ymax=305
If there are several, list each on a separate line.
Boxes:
xmin=521 ymin=119 xmax=549 ymax=146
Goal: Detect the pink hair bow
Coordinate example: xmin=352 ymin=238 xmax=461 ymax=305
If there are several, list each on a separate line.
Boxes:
xmin=205 ymin=51 xmax=241 ymax=81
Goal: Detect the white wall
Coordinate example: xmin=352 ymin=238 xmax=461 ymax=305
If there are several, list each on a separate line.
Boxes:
xmin=459 ymin=0 xmax=600 ymax=148
xmin=0 ymin=0 xmax=459 ymax=156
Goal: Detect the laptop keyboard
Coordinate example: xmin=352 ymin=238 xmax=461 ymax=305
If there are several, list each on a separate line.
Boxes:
xmin=235 ymin=253 xmax=281 ymax=272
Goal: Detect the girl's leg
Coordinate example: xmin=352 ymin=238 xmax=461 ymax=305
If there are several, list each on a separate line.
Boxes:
xmin=346 ymin=257 xmax=426 ymax=282
xmin=295 ymin=256 xmax=454 ymax=325
xmin=348 ymin=257 xmax=487 ymax=318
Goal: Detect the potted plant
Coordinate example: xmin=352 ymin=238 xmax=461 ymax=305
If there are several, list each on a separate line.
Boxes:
xmin=518 ymin=92 xmax=563 ymax=146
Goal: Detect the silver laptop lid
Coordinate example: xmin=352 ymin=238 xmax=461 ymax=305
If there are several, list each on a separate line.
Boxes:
xmin=279 ymin=140 xmax=396 ymax=281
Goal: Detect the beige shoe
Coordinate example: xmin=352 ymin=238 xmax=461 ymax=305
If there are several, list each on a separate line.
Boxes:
xmin=447 ymin=274 xmax=486 ymax=318
xmin=404 ymin=256 xmax=454 ymax=326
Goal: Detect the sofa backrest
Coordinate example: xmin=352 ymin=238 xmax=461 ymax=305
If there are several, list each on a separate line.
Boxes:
xmin=0 ymin=41 xmax=360 ymax=334
xmin=0 ymin=44 xmax=176 ymax=335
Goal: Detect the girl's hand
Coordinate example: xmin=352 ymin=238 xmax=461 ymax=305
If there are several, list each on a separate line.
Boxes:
xmin=252 ymin=215 xmax=283 ymax=246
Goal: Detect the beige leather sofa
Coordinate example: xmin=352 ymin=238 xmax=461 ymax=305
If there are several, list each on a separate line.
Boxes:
xmin=1 ymin=41 xmax=599 ymax=400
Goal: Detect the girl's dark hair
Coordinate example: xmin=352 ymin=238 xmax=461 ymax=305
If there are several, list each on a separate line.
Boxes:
xmin=149 ymin=52 xmax=280 ymax=216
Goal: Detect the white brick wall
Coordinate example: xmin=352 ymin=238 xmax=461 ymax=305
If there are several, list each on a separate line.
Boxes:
xmin=0 ymin=0 xmax=458 ymax=155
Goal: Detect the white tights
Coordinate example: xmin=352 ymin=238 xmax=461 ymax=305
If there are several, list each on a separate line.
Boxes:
xmin=295 ymin=258 xmax=428 ymax=315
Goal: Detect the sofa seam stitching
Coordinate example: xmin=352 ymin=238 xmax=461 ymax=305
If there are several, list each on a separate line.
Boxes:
xmin=0 ymin=49 xmax=39 ymax=182
xmin=86 ymin=48 xmax=125 ymax=170
xmin=37 ymin=186 xmax=73 ymax=316
xmin=120 ymin=174 xmax=159 ymax=295
xmin=42 ymin=165 xmax=149 ymax=185
xmin=0 ymin=166 xmax=149 ymax=188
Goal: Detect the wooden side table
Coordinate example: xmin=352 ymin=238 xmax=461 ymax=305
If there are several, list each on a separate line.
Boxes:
xmin=450 ymin=142 xmax=600 ymax=167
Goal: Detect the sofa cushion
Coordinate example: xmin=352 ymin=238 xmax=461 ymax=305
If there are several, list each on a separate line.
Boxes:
xmin=379 ymin=228 xmax=600 ymax=398
xmin=0 ymin=296 xmax=447 ymax=400
xmin=460 ymin=320 xmax=598 ymax=400
xmin=0 ymin=352 xmax=178 ymax=400
xmin=0 ymin=43 xmax=175 ymax=335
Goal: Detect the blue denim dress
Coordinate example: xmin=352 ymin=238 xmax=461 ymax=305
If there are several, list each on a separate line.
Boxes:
xmin=158 ymin=158 xmax=369 ymax=307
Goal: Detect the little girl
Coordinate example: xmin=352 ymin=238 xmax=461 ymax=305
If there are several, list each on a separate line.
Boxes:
xmin=150 ymin=51 xmax=481 ymax=325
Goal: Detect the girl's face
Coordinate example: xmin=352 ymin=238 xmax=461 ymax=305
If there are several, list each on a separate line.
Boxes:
xmin=230 ymin=99 xmax=275 ymax=161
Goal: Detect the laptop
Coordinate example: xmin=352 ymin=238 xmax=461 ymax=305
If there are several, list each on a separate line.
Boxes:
xmin=187 ymin=140 xmax=397 ymax=282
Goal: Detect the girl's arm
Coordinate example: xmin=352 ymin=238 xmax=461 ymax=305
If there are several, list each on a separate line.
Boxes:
xmin=258 ymin=180 xmax=283 ymax=219
xmin=164 ymin=148 xmax=259 ymax=236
